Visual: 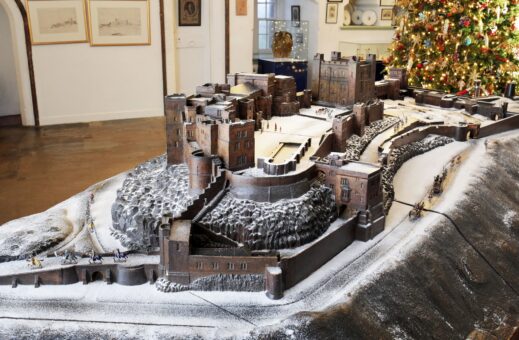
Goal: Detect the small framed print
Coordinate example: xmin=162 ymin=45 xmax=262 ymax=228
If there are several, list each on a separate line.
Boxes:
xmin=380 ymin=0 xmax=395 ymax=6
xmin=178 ymin=0 xmax=201 ymax=26
xmin=381 ymin=8 xmax=393 ymax=21
xmin=327 ymin=0 xmax=343 ymax=2
xmin=26 ymin=0 xmax=89 ymax=45
xmin=326 ymin=3 xmax=338 ymax=24
xmin=236 ymin=0 xmax=247 ymax=16
xmin=291 ymin=5 xmax=300 ymax=27
xmin=88 ymin=0 xmax=151 ymax=46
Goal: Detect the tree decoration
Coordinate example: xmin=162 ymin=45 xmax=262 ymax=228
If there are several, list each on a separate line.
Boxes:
xmin=388 ymin=0 xmax=519 ymax=94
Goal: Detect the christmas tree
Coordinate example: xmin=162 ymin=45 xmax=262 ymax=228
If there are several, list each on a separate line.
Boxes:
xmin=387 ymin=0 xmax=519 ymax=95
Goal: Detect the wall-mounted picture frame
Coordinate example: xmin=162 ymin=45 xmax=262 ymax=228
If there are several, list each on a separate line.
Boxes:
xmin=380 ymin=0 xmax=395 ymax=6
xmin=327 ymin=0 xmax=343 ymax=2
xmin=326 ymin=3 xmax=338 ymax=24
xmin=291 ymin=5 xmax=300 ymax=27
xmin=26 ymin=0 xmax=89 ymax=45
xmin=178 ymin=0 xmax=201 ymax=26
xmin=236 ymin=0 xmax=247 ymax=16
xmin=88 ymin=0 xmax=150 ymax=46
xmin=381 ymin=8 xmax=393 ymax=21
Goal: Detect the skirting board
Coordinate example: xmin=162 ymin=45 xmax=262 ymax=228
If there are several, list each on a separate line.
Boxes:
xmin=39 ymin=108 xmax=164 ymax=126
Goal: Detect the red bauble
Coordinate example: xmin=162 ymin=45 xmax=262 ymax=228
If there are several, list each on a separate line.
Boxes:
xmin=417 ymin=63 xmax=424 ymax=69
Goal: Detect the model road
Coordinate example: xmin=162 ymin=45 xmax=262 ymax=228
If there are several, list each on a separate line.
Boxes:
xmin=0 ymin=211 xmax=439 ymax=335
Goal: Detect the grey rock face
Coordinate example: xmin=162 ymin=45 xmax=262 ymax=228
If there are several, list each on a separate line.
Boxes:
xmin=155 ymin=274 xmax=265 ymax=293
xmin=111 ymin=155 xmax=193 ymax=250
xmin=200 ymin=186 xmax=337 ymax=250
xmin=343 ymin=117 xmax=400 ymax=161
xmin=382 ymin=135 xmax=454 ymax=212
xmin=155 ymin=277 xmax=189 ymax=293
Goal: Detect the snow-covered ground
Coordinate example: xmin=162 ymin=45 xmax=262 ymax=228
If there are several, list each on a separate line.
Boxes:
xmin=0 ymin=99 xmax=515 ymax=337
xmin=385 ymin=141 xmax=471 ymax=227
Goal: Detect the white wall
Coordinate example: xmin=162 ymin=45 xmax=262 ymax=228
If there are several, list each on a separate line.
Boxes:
xmin=0 ymin=5 xmax=20 ymax=117
xmin=174 ymin=0 xmax=226 ymax=94
xmin=317 ymin=0 xmax=394 ymax=57
xmin=26 ymin=1 xmax=164 ymax=126
xmin=229 ymin=0 xmax=254 ymax=73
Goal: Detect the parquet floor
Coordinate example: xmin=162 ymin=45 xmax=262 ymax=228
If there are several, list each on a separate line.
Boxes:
xmin=0 ymin=117 xmax=165 ymax=225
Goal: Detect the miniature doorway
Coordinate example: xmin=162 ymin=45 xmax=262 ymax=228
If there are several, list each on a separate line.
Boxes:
xmin=0 ymin=0 xmax=38 ymax=126
xmin=91 ymin=271 xmax=104 ymax=282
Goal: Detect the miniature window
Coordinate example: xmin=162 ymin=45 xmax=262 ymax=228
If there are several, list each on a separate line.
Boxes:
xmin=240 ymin=263 xmax=248 ymax=270
xmin=243 ymin=131 xmax=247 ymax=138
xmin=196 ymin=262 xmax=203 ymax=269
xmin=235 ymin=142 xmax=240 ymax=151
xmin=177 ymin=128 xmax=181 ymax=136
xmin=212 ymin=262 xmax=219 ymax=270
xmin=228 ymin=262 xmax=235 ymax=270
xmin=245 ymin=141 xmax=251 ymax=148
xmin=176 ymin=243 xmax=180 ymax=251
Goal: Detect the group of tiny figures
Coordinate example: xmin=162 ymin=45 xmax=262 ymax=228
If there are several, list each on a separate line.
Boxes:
xmin=393 ymin=116 xmax=409 ymax=133
xmin=26 ymin=249 xmax=128 ymax=270
xmin=314 ymin=107 xmax=334 ymax=117
xmin=260 ymin=121 xmax=282 ymax=133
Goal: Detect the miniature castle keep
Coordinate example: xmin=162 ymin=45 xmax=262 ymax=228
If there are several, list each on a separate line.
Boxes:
xmin=311 ymin=52 xmax=377 ymax=107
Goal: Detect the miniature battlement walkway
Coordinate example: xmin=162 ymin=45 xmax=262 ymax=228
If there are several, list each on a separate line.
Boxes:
xmin=0 ymin=255 xmax=159 ymax=288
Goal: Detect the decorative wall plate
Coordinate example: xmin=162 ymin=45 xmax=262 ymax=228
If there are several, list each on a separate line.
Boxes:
xmin=343 ymin=8 xmax=352 ymax=26
xmin=352 ymin=10 xmax=363 ymax=25
xmin=362 ymin=10 xmax=377 ymax=26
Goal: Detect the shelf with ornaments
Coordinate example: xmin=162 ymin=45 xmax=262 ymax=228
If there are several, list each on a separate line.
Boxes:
xmin=340 ymin=25 xmax=395 ymax=30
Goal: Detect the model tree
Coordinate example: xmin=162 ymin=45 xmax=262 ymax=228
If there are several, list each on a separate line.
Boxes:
xmin=387 ymin=0 xmax=519 ymax=95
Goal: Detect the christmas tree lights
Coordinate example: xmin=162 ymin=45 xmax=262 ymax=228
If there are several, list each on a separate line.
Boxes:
xmin=387 ymin=0 xmax=519 ymax=95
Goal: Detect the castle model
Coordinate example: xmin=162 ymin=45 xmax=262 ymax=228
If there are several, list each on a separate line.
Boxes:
xmin=157 ymin=54 xmax=387 ymax=298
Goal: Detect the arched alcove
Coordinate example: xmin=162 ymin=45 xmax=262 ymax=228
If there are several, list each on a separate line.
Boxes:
xmin=0 ymin=0 xmax=37 ymax=126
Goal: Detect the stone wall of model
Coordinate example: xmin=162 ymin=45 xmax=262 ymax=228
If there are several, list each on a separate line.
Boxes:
xmin=199 ymin=186 xmax=337 ymax=250
xmin=111 ymin=156 xmax=193 ymax=250
xmin=382 ymin=135 xmax=454 ymax=213
xmin=342 ymin=117 xmax=400 ymax=161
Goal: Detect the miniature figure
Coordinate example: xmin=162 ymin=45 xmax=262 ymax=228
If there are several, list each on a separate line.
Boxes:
xmin=56 ymin=250 xmax=78 ymax=265
xmin=88 ymin=251 xmax=103 ymax=264
xmin=26 ymin=255 xmax=43 ymax=269
xmin=113 ymin=249 xmax=128 ymax=263
xmin=408 ymin=202 xmax=425 ymax=220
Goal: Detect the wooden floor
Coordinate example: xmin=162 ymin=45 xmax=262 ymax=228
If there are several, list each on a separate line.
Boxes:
xmin=0 ymin=117 xmax=165 ymax=225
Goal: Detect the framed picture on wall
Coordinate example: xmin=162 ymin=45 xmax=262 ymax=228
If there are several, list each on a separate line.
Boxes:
xmin=236 ymin=0 xmax=247 ymax=16
xmin=381 ymin=8 xmax=393 ymax=21
xmin=26 ymin=0 xmax=89 ymax=45
xmin=327 ymin=0 xmax=343 ymax=2
xmin=87 ymin=0 xmax=150 ymax=46
xmin=291 ymin=5 xmax=300 ymax=27
xmin=178 ymin=0 xmax=201 ymax=26
xmin=326 ymin=3 xmax=338 ymax=24
xmin=380 ymin=0 xmax=395 ymax=6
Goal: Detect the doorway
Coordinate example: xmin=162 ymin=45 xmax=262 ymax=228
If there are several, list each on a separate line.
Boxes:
xmin=0 ymin=0 xmax=37 ymax=126
xmin=0 ymin=5 xmax=21 ymax=126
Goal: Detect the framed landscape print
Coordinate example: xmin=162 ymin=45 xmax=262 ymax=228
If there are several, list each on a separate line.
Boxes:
xmin=326 ymin=3 xmax=338 ymax=24
xmin=381 ymin=8 xmax=393 ymax=21
xmin=26 ymin=0 xmax=89 ymax=45
xmin=178 ymin=0 xmax=201 ymax=26
xmin=88 ymin=0 xmax=150 ymax=46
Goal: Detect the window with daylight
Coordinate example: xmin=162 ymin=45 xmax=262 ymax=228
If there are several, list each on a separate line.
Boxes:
xmin=257 ymin=0 xmax=277 ymax=52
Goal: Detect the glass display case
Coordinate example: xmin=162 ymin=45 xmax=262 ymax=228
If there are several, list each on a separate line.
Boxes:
xmin=256 ymin=19 xmax=309 ymax=91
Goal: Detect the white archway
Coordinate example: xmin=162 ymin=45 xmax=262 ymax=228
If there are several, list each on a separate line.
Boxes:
xmin=0 ymin=0 xmax=35 ymax=126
